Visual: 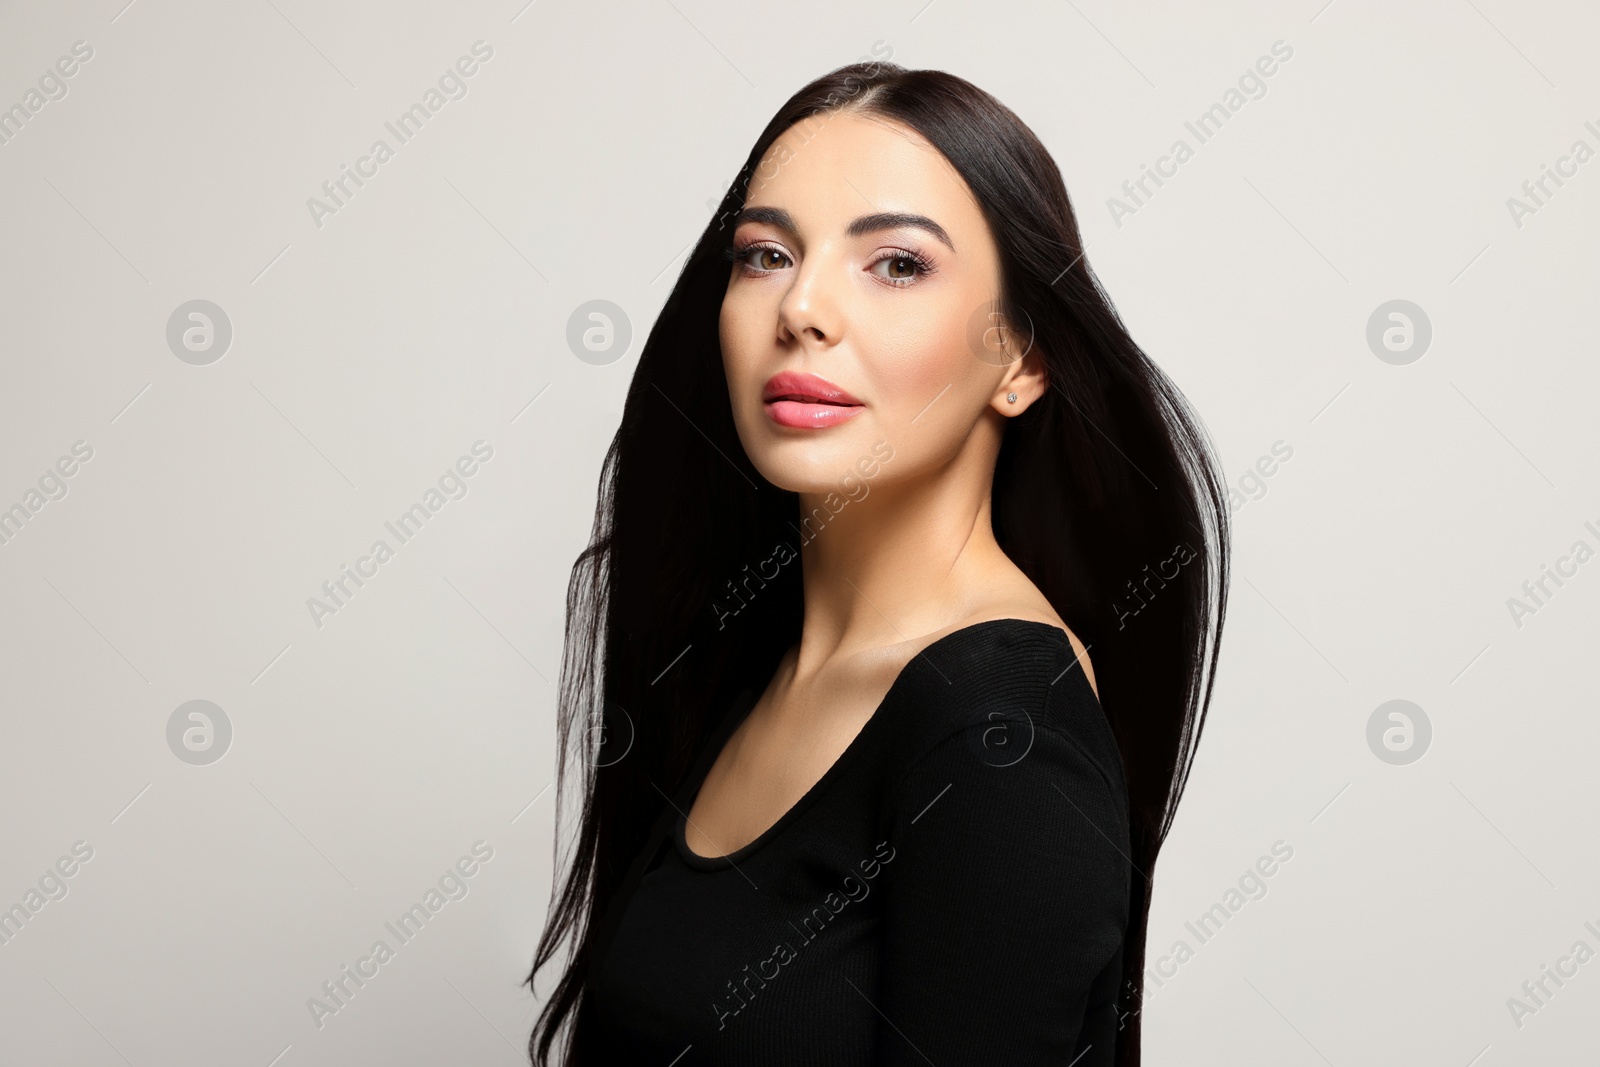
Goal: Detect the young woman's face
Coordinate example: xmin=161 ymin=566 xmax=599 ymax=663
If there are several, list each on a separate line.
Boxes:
xmin=719 ymin=108 xmax=1035 ymax=496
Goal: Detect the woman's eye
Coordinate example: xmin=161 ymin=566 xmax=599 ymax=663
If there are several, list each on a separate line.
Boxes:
xmin=735 ymin=245 xmax=790 ymax=272
xmin=728 ymin=244 xmax=930 ymax=284
xmin=870 ymin=252 xmax=930 ymax=284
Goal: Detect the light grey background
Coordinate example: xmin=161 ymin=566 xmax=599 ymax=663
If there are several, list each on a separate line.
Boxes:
xmin=1 ymin=0 xmax=1596 ymax=1063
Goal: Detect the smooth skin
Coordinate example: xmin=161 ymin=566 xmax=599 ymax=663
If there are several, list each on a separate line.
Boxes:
xmin=684 ymin=108 xmax=1098 ymax=861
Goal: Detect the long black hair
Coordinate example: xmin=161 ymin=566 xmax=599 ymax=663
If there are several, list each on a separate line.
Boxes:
xmin=524 ymin=59 xmax=1230 ymax=1067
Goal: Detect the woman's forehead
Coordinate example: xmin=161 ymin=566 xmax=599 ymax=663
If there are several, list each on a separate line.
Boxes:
xmin=743 ymin=112 xmax=985 ymax=241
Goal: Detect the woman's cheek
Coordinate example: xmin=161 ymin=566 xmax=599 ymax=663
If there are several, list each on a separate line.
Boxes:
xmin=872 ymin=320 xmax=967 ymax=420
xmin=719 ymin=313 xmax=754 ymax=397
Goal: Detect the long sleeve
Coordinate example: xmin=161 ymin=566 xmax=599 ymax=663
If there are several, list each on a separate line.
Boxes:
xmin=872 ymin=717 xmax=1132 ymax=1065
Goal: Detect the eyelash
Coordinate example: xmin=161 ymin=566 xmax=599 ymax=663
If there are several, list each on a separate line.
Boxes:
xmin=723 ymin=240 xmax=937 ymax=286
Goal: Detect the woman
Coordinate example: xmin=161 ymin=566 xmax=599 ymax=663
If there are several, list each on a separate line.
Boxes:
xmin=525 ymin=60 xmax=1229 ymax=1066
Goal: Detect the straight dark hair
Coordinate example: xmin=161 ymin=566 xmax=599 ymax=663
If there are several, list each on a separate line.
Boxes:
xmin=524 ymin=59 xmax=1230 ymax=1066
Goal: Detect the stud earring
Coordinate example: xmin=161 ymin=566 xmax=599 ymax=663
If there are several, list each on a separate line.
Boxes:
xmin=1006 ymin=392 xmax=1018 ymax=404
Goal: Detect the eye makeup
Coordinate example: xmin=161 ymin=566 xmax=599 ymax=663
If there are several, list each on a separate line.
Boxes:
xmin=723 ymin=239 xmax=938 ymax=286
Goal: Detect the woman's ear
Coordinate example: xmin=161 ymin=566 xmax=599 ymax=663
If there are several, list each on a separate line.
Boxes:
xmin=994 ymin=345 xmax=1049 ymax=415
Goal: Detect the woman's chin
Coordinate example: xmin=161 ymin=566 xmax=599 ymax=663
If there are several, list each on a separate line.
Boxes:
xmin=749 ymin=450 xmax=872 ymax=496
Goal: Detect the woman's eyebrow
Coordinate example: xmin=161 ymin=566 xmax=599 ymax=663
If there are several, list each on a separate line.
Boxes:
xmin=732 ymin=206 xmax=956 ymax=252
xmin=847 ymin=211 xmax=955 ymax=252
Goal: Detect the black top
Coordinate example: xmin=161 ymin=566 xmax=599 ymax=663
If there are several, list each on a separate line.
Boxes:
xmin=591 ymin=618 xmax=1133 ymax=1065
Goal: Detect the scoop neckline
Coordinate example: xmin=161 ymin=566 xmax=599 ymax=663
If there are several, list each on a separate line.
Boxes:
xmin=672 ymin=616 xmax=1078 ymax=872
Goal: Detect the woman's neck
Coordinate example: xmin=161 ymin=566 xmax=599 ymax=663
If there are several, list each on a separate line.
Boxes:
xmin=789 ymin=472 xmax=1021 ymax=672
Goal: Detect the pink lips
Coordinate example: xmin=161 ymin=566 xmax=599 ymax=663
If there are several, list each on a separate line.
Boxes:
xmin=761 ymin=371 xmax=865 ymax=429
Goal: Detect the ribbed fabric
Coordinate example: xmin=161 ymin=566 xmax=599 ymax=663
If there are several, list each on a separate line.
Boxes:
xmin=592 ymin=618 xmax=1133 ymax=1065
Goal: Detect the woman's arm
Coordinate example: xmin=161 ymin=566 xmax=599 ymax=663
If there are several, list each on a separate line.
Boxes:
xmin=873 ymin=718 xmax=1132 ymax=1064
